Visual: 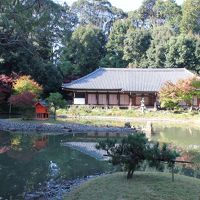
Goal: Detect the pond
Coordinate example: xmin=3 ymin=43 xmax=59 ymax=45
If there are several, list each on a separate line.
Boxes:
xmin=0 ymin=122 xmax=200 ymax=199
xmin=152 ymin=125 xmax=200 ymax=150
xmin=0 ymin=132 xmax=112 ymax=199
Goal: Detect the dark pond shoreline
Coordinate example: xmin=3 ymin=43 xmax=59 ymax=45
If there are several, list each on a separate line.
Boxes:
xmin=24 ymin=172 xmax=108 ymax=200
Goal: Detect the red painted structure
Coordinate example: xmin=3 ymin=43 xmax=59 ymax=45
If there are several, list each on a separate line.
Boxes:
xmin=35 ymin=102 xmax=49 ymax=119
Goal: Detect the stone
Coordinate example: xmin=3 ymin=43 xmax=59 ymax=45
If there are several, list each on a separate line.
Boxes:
xmin=124 ymin=122 xmax=131 ymax=128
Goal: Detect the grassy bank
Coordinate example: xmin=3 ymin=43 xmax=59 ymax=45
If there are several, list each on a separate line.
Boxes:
xmin=64 ymin=172 xmax=200 ymax=200
xmin=58 ymin=106 xmax=200 ymax=121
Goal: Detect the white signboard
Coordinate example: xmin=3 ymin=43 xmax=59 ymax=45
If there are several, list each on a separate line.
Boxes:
xmin=74 ymin=98 xmax=85 ymax=105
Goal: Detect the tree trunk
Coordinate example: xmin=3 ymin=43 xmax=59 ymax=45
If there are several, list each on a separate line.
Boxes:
xmin=54 ymin=108 xmax=57 ymax=120
xmin=127 ymin=169 xmax=134 ymax=179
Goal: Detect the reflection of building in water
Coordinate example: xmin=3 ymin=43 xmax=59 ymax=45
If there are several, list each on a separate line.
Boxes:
xmin=33 ymin=135 xmax=48 ymax=150
xmin=86 ymin=132 xmax=121 ymax=137
xmin=0 ymin=132 xmax=11 ymax=154
xmin=0 ymin=146 xmax=10 ymax=154
xmin=7 ymin=149 xmax=37 ymax=162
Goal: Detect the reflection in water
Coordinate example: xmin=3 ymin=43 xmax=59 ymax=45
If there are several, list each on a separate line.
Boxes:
xmin=0 ymin=131 xmax=111 ymax=199
xmin=33 ymin=136 xmax=48 ymax=150
xmin=0 ymin=146 xmax=10 ymax=154
xmin=49 ymin=161 xmax=60 ymax=177
xmin=152 ymin=126 xmax=200 ymax=150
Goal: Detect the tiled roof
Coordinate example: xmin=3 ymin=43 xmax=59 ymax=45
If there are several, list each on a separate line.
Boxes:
xmin=62 ymin=68 xmax=195 ymax=92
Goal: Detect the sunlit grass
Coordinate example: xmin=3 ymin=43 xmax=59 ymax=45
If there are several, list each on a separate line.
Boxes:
xmin=58 ymin=106 xmax=200 ymax=121
xmin=64 ymin=172 xmax=200 ymax=200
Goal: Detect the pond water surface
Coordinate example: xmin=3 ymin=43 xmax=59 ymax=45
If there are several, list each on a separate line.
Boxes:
xmin=0 ymin=132 xmax=112 ymax=199
xmin=0 ymin=122 xmax=200 ymax=199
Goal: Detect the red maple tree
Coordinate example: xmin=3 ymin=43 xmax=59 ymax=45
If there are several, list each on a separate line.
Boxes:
xmin=9 ymin=92 xmax=36 ymax=109
xmin=0 ymin=74 xmax=14 ymax=103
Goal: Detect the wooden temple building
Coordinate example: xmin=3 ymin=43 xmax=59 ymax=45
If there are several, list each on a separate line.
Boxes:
xmin=35 ymin=102 xmax=49 ymax=119
xmin=62 ymin=68 xmax=196 ymax=108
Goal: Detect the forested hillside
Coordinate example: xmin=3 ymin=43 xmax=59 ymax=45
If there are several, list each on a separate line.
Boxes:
xmin=1 ymin=0 xmax=200 ymax=97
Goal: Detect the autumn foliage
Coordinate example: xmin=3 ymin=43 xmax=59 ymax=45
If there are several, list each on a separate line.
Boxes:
xmin=0 ymin=74 xmax=15 ymax=103
xmin=159 ymin=76 xmax=200 ymax=109
xmin=13 ymin=75 xmax=42 ymax=96
xmin=9 ymin=92 xmax=36 ymax=109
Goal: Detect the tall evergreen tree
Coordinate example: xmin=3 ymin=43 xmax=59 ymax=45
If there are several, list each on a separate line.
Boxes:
xmin=59 ymin=25 xmax=106 ymax=76
xmin=145 ymin=25 xmax=174 ymax=68
xmin=100 ymin=19 xmax=130 ymax=68
xmin=181 ymin=0 xmax=200 ymax=34
xmin=165 ymin=34 xmax=199 ymax=70
xmin=123 ymin=28 xmax=151 ymax=67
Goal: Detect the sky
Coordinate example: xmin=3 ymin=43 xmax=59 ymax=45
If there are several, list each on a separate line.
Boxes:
xmin=54 ymin=0 xmax=184 ymax=12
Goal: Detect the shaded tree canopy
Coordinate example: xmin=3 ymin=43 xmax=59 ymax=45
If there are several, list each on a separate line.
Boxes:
xmin=59 ymin=24 xmax=106 ymax=76
xmin=1 ymin=0 xmax=200 ymax=108
xmin=0 ymin=74 xmax=15 ymax=104
xmin=0 ymin=0 xmax=76 ymax=95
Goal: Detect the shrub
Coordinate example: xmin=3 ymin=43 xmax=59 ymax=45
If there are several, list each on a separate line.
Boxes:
xmin=96 ymin=133 xmax=179 ymax=179
xmin=46 ymin=92 xmax=67 ymax=120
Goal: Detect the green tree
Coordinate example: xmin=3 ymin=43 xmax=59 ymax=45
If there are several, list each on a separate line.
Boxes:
xmin=59 ymin=25 xmax=106 ymax=76
xmin=46 ymin=92 xmax=66 ymax=120
xmin=153 ymin=0 xmax=182 ymax=29
xmin=100 ymin=19 xmax=130 ymax=68
xmin=194 ymin=36 xmax=200 ymax=74
xmin=123 ymin=28 xmax=151 ymax=67
xmin=165 ymin=34 xmax=199 ymax=70
xmin=0 ymin=0 xmax=76 ymax=95
xmin=71 ymin=0 xmax=126 ymax=35
xmin=137 ymin=0 xmax=157 ymax=27
xmin=96 ymin=133 xmax=179 ymax=179
xmin=0 ymin=74 xmax=14 ymax=105
xmin=145 ymin=25 xmax=174 ymax=68
xmin=181 ymin=0 xmax=200 ymax=34
xmin=128 ymin=0 xmax=181 ymax=30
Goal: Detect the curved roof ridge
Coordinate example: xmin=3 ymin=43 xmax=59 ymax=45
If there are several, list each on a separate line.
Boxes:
xmin=102 ymin=68 xmax=187 ymax=71
xmin=183 ymin=68 xmax=197 ymax=76
xmin=62 ymin=68 xmax=103 ymax=87
xmin=62 ymin=67 xmax=196 ymax=92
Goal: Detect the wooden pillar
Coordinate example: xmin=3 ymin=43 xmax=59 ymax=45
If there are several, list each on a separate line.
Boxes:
xmin=107 ymin=92 xmax=109 ymax=105
xmin=129 ymin=93 xmax=132 ymax=107
xmin=132 ymin=94 xmax=136 ymax=106
xmin=85 ymin=92 xmax=88 ymax=105
xmin=117 ymin=92 xmax=120 ymax=106
xmin=96 ymin=92 xmax=99 ymax=105
xmin=73 ymin=92 xmax=75 ymax=105
xmin=129 ymin=93 xmax=132 ymax=109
